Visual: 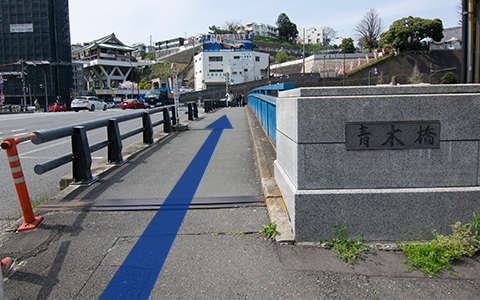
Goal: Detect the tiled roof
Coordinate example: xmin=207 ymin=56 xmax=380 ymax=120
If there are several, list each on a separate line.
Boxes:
xmin=72 ymin=33 xmax=136 ymax=53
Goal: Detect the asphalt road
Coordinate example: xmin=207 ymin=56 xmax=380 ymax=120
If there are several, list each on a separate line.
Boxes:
xmin=0 ymin=107 xmax=189 ymax=224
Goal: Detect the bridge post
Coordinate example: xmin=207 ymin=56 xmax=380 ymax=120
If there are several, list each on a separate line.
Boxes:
xmin=107 ymin=119 xmax=123 ymax=164
xmin=71 ymin=126 xmax=97 ymax=185
xmin=142 ymin=111 xmax=154 ymax=144
xmin=163 ymin=107 xmax=172 ymax=132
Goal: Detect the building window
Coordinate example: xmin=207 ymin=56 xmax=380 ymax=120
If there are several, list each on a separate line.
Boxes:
xmin=209 ymin=69 xmax=223 ymax=73
xmin=244 ymin=69 xmax=248 ymax=72
xmin=209 ymin=56 xmax=223 ymax=62
xmin=234 ymin=56 xmax=240 ymax=59
xmin=255 ymin=56 xmax=260 ymax=62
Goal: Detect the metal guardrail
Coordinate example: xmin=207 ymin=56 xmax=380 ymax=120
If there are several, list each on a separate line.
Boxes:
xmin=247 ymin=83 xmax=295 ymax=147
xmin=203 ymin=99 xmax=225 ymax=113
xmin=30 ymin=104 xmax=195 ymax=185
xmin=185 ymin=101 xmax=199 ymax=120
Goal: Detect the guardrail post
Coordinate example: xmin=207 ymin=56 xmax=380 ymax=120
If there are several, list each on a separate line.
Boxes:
xmin=204 ymin=100 xmax=210 ymax=113
xmin=72 ymin=126 xmax=97 ymax=185
xmin=170 ymin=106 xmax=177 ymax=125
xmin=163 ymin=107 xmax=172 ymax=133
xmin=107 ymin=119 xmax=124 ymax=165
xmin=142 ymin=111 xmax=154 ymax=144
xmin=187 ymin=103 xmax=193 ymax=120
xmin=193 ymin=102 xmax=198 ymax=118
xmin=1 ymin=135 xmax=44 ymax=232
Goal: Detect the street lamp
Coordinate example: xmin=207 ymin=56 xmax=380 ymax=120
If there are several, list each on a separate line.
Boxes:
xmin=336 ymin=37 xmax=346 ymax=86
xmin=25 ymin=61 xmax=50 ymax=112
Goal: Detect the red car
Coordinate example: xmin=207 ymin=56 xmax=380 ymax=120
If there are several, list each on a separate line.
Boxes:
xmin=48 ymin=102 xmax=67 ymax=112
xmin=120 ymin=99 xmax=145 ymax=109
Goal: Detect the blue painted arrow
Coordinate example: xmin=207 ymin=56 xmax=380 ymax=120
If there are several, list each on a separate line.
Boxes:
xmin=99 ymin=115 xmax=232 ymax=300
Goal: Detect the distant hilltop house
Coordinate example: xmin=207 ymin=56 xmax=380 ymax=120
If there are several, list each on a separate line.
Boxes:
xmin=430 ymin=26 xmax=462 ymax=50
xmin=297 ymin=27 xmax=325 ymax=45
xmin=245 ymin=22 xmax=278 ymax=38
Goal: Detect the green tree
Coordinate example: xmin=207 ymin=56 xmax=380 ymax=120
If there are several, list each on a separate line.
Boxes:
xmin=139 ymin=78 xmax=148 ymax=89
xmin=380 ymin=16 xmax=443 ymax=50
xmin=276 ymin=13 xmax=298 ymax=42
xmin=339 ymin=38 xmax=356 ymax=53
xmin=208 ymin=25 xmax=234 ymax=34
xmin=275 ymin=51 xmax=288 ymax=63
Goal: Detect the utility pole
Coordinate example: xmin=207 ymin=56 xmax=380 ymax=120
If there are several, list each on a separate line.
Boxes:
xmin=20 ymin=60 xmax=27 ymax=111
xmin=323 ymin=53 xmax=326 ymax=86
xmin=303 ymin=28 xmax=306 ymax=74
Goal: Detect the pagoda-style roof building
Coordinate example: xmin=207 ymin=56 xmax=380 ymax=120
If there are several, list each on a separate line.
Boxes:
xmin=72 ymin=33 xmax=151 ymax=89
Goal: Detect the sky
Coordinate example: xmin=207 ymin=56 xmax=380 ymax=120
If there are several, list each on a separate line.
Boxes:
xmin=68 ymin=0 xmax=460 ymax=46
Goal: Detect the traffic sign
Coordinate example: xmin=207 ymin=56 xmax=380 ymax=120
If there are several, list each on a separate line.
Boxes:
xmin=0 ymin=83 xmax=3 ymax=89
xmin=171 ymin=63 xmax=177 ymax=76
xmin=0 ymin=75 xmax=3 ymax=83
xmin=0 ymin=94 xmax=5 ymax=102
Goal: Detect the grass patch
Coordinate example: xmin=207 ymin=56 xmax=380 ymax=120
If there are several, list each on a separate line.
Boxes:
xmin=465 ymin=211 xmax=480 ymax=243
xmin=400 ymin=222 xmax=476 ymax=277
xmin=259 ymin=222 xmax=277 ymax=239
xmin=321 ymin=224 xmax=369 ymax=264
xmin=253 ymin=36 xmax=296 ymax=46
xmin=32 ymin=196 xmax=50 ymax=209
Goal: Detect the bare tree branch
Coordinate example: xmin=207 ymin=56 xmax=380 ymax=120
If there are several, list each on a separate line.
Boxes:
xmin=354 ymin=8 xmax=383 ymax=51
xmin=321 ymin=26 xmax=337 ymax=45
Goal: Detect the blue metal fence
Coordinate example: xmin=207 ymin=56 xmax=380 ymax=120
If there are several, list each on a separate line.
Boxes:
xmin=248 ymin=82 xmax=294 ymax=147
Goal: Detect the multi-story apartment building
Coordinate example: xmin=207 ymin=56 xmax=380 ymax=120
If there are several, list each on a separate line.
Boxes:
xmin=298 ymin=27 xmax=324 ymax=45
xmin=0 ymin=0 xmax=73 ymax=107
xmin=194 ymin=34 xmax=269 ymax=91
xmin=245 ymin=22 xmax=278 ymax=38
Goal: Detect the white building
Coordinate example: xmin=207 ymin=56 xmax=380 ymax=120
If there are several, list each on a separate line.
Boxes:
xmin=298 ymin=27 xmax=324 ymax=45
xmin=245 ymin=22 xmax=278 ymax=38
xmin=194 ymin=51 xmax=269 ymax=91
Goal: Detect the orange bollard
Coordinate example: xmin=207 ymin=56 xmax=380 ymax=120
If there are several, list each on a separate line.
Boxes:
xmin=1 ymin=258 xmax=12 ymax=275
xmin=1 ymin=134 xmax=43 ymax=232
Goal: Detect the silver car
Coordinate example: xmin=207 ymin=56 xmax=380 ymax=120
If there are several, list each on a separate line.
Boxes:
xmin=71 ymin=96 xmax=107 ymax=112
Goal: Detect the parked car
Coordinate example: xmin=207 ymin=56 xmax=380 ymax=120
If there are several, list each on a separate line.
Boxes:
xmin=106 ymin=101 xmax=117 ymax=108
xmin=48 ymin=102 xmax=67 ymax=112
xmin=178 ymin=86 xmax=195 ymax=94
xmin=120 ymin=99 xmax=145 ymax=109
xmin=71 ymin=96 xmax=107 ymax=112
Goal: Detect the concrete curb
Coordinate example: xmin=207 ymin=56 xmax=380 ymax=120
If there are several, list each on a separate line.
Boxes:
xmin=244 ymin=106 xmax=294 ymax=243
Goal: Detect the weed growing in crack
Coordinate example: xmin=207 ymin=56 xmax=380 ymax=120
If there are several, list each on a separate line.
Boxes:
xmin=260 ymin=222 xmax=277 ymax=239
xmin=320 ymin=224 xmax=369 ymax=264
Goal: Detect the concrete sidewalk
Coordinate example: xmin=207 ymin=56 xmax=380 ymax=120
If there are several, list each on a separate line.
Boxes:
xmin=1 ymin=107 xmax=480 ymax=299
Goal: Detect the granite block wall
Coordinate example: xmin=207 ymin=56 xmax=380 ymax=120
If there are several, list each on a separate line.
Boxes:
xmin=275 ymin=84 xmax=480 ymax=241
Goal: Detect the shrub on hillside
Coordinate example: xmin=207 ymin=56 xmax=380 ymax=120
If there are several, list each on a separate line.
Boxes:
xmin=441 ymin=72 xmax=459 ymax=84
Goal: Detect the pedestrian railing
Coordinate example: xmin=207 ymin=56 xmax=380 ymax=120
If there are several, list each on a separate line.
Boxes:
xmin=1 ymin=103 xmax=199 ymax=231
xmin=185 ymin=101 xmax=199 ymax=120
xmin=248 ymin=82 xmax=294 ymax=147
xmin=204 ymin=99 xmax=225 ymax=113
xmin=32 ymin=105 xmax=178 ymax=186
